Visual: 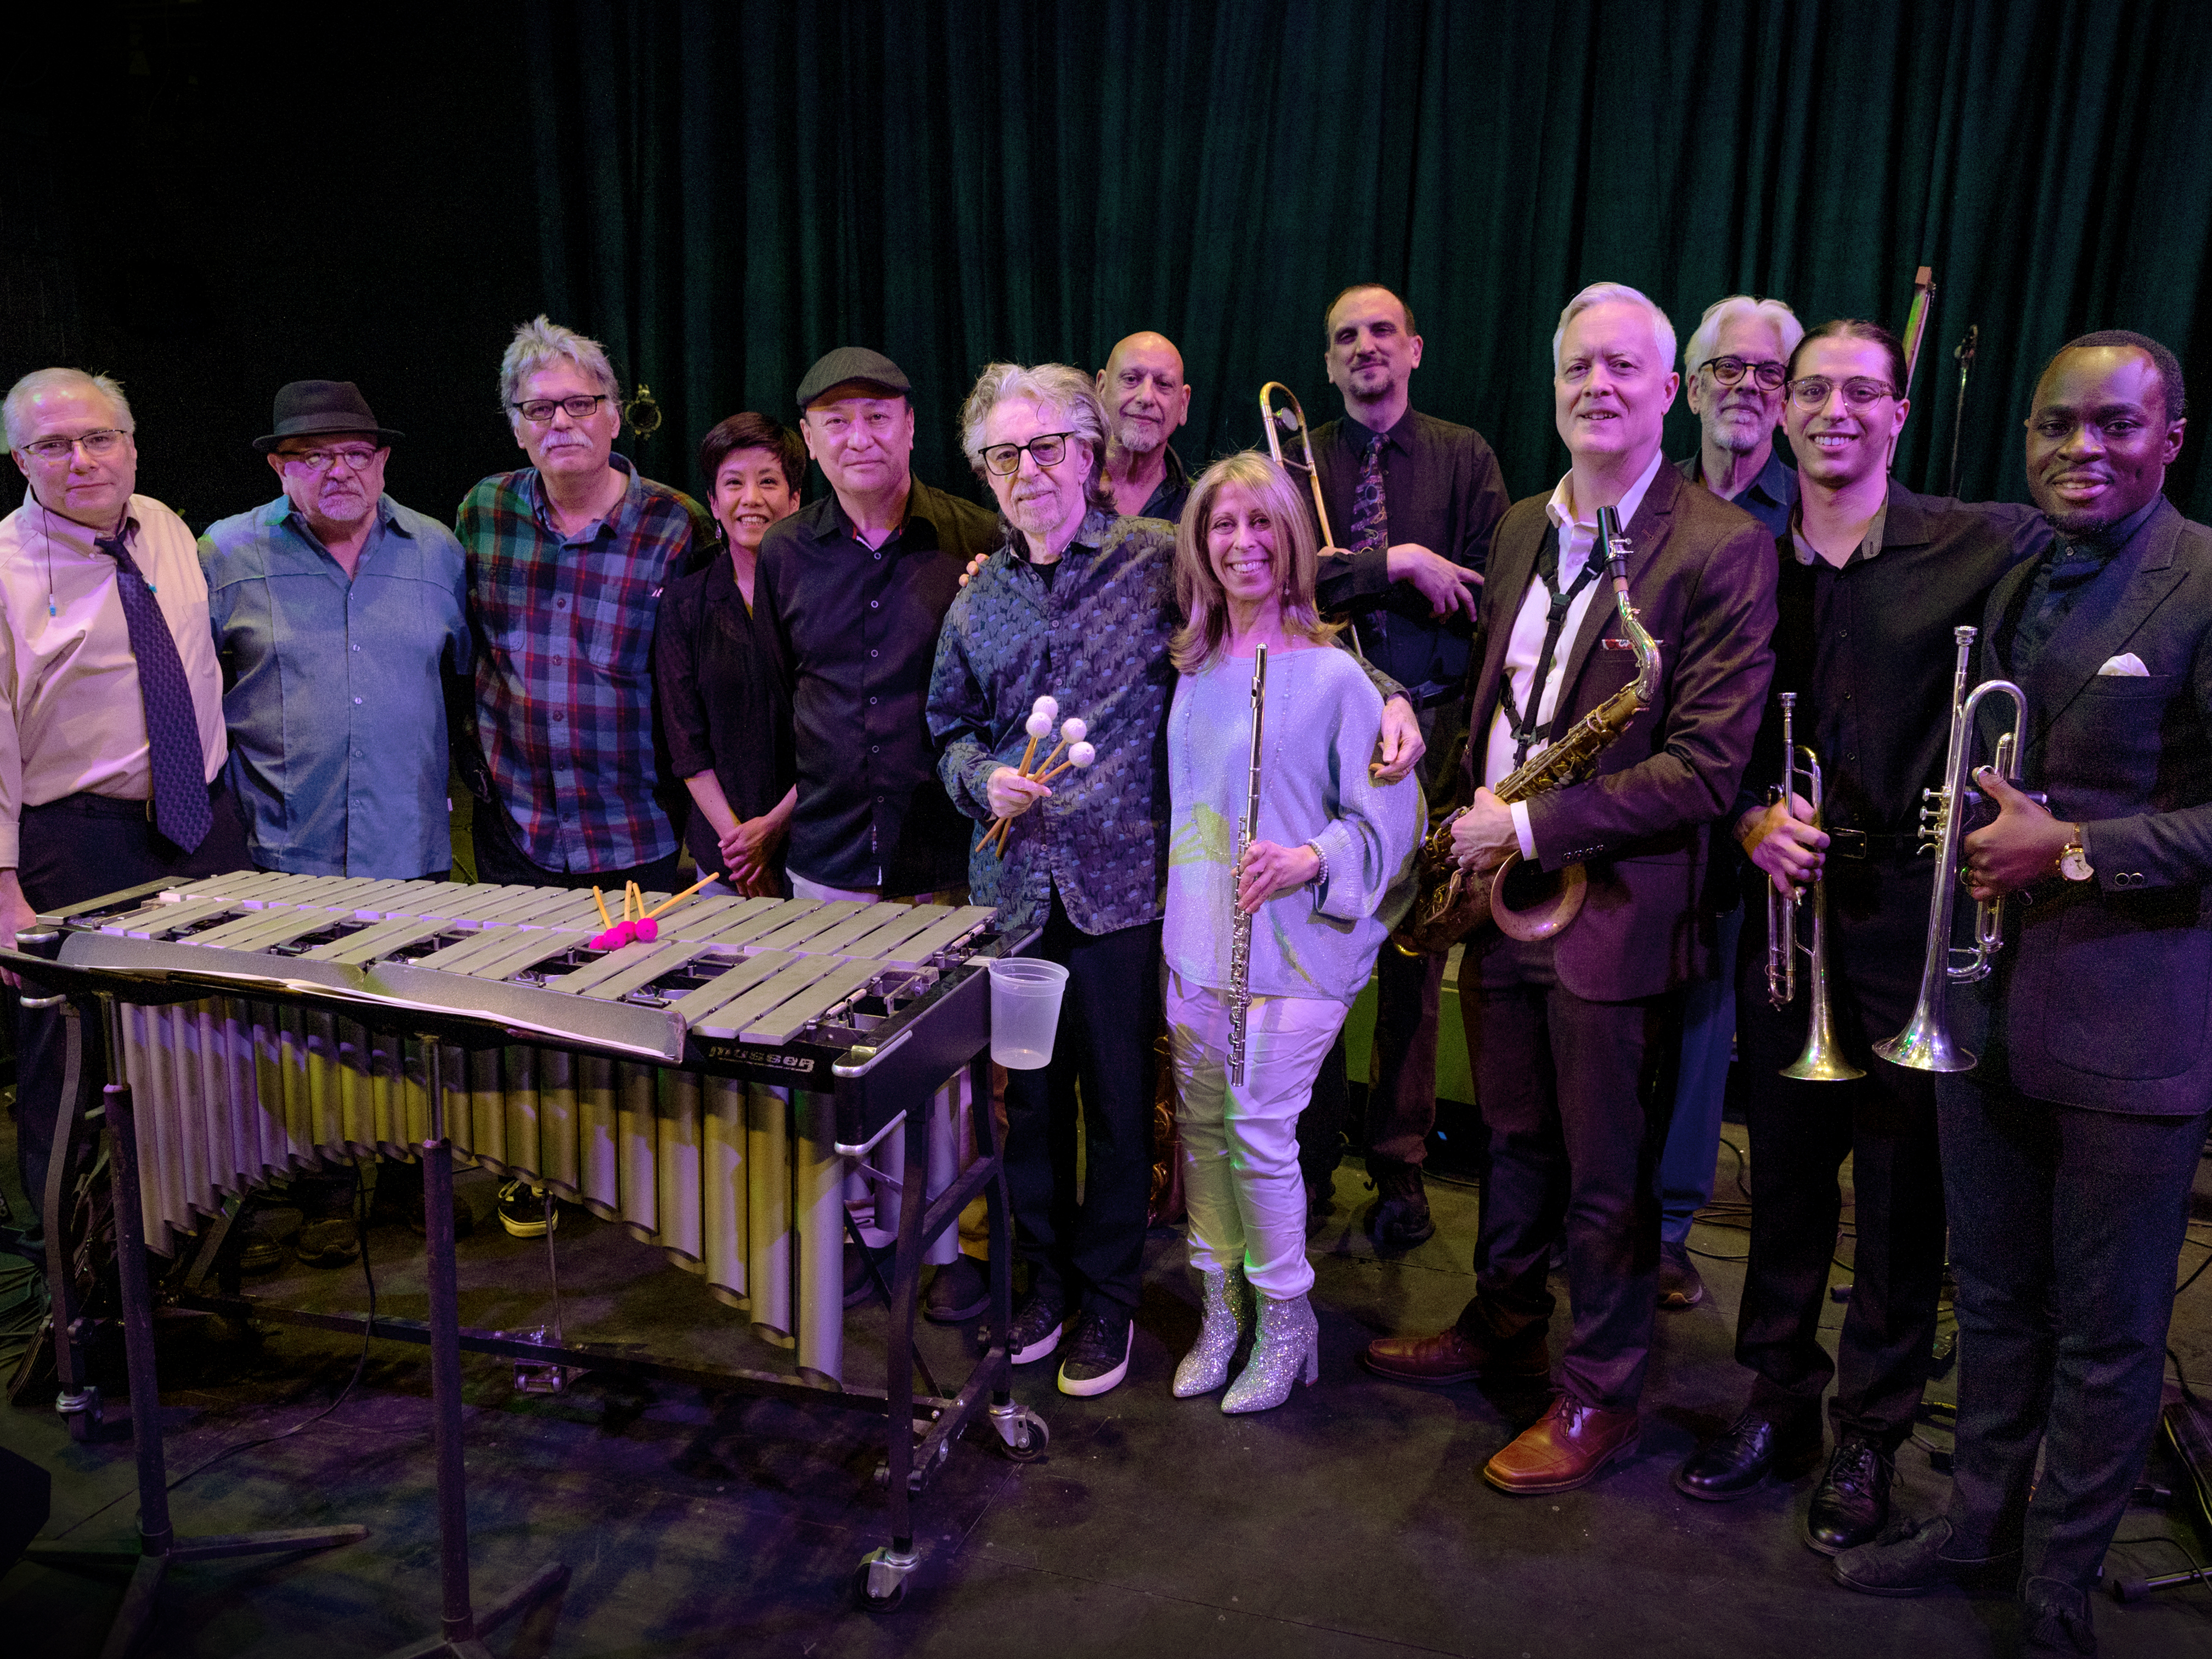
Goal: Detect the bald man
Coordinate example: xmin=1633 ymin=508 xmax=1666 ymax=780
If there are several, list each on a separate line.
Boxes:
xmin=1096 ymin=332 xmax=1194 ymax=523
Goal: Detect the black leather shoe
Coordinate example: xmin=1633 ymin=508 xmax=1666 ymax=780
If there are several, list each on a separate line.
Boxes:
xmin=2021 ymin=1575 xmax=2097 ymax=1656
xmin=1674 ymin=1408 xmax=1823 ymax=1502
xmin=1831 ymin=1515 xmax=2022 ymax=1597
xmin=923 ymin=1255 xmax=990 ymax=1323
xmin=1806 ymin=1436 xmax=1894 ymax=1555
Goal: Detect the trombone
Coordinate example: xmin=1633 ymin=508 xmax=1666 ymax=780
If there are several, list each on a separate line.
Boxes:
xmin=1873 ymin=625 xmax=2030 ymax=1073
xmin=1767 ymin=693 xmax=1864 ymax=1081
xmin=1260 ymin=382 xmax=1336 ymax=548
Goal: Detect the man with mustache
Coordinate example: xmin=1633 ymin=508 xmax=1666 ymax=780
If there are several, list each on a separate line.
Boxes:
xmin=201 ymin=381 xmax=469 ymax=883
xmin=1 ymin=367 xmax=247 ymax=1251
xmin=1096 ymin=331 xmax=1194 ymax=524
xmin=456 ymin=315 xmax=713 ymax=898
xmin=1654 ymin=295 xmax=1804 ymax=1312
xmin=1298 ymin=284 xmax=1511 ymax=1248
xmin=1361 ymin=283 xmax=1775 ymax=1496
xmin=1835 ymin=331 xmax=2211 ymax=1658
xmin=1673 ymin=321 xmax=2045 ymax=1556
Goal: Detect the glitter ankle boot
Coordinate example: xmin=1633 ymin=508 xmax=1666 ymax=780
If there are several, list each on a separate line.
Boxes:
xmin=1172 ymin=1266 xmax=1251 ymax=1398
xmin=1222 ymin=1291 xmax=1319 ymax=1414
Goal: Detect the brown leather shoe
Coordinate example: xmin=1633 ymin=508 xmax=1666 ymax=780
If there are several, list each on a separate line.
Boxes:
xmin=1360 ymin=1325 xmax=1550 ymax=1386
xmin=1482 ymin=1394 xmax=1640 ymax=1493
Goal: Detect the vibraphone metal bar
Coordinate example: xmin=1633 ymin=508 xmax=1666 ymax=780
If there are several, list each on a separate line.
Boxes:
xmin=22 ymin=874 xmax=1048 ymax=1614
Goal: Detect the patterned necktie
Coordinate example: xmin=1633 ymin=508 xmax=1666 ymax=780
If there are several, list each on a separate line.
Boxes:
xmin=1347 ymin=430 xmax=1389 ymax=554
xmin=93 ymin=533 xmax=212 ymax=853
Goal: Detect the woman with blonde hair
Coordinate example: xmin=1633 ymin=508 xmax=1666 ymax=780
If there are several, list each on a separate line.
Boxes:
xmin=1163 ymin=451 xmax=1420 ymax=1412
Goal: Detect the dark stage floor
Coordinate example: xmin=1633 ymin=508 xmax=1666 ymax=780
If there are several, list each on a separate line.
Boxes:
xmin=5 ymin=1119 xmax=2212 ymax=1657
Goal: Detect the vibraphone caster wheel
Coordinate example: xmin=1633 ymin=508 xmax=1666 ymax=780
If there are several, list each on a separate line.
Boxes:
xmin=854 ymin=1545 xmax=918 ymax=1612
xmin=989 ymin=1400 xmax=1048 ymax=1462
xmin=56 ymin=1383 xmax=103 ymax=1442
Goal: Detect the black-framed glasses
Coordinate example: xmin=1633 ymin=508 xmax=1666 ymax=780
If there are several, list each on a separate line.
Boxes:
xmin=19 ymin=428 xmax=127 ymax=462
xmin=1700 ymin=356 xmax=1787 ymax=392
xmin=1786 ymin=376 xmax=1899 ymax=411
xmin=511 ymin=393 xmax=611 ymax=425
xmin=277 ymin=446 xmax=382 ymax=475
xmin=981 ymin=431 xmax=1076 ymax=476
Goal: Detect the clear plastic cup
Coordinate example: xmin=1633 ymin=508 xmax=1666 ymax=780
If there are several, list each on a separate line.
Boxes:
xmin=987 ymin=957 xmax=1069 ymax=1069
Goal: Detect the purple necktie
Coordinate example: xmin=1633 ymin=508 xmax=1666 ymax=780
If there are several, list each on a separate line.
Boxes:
xmin=1348 ymin=430 xmax=1389 ymax=555
xmin=94 ymin=533 xmax=212 ymax=853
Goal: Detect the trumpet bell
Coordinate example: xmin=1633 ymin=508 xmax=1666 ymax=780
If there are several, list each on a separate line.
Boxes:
xmin=1871 ymin=1013 xmax=1977 ymax=1074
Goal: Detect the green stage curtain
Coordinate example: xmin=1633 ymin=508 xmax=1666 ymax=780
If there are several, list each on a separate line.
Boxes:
xmin=524 ymin=0 xmax=2212 ymax=521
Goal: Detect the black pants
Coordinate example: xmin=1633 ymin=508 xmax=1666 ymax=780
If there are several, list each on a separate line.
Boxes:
xmin=1457 ymin=932 xmax=1681 ymax=1412
xmin=1002 ymin=888 xmax=1160 ymax=1317
xmin=1733 ymin=859 xmax=1947 ymax=1448
xmin=469 ymin=794 xmax=681 ymax=893
xmin=10 ymin=782 xmax=250 ymax=1239
xmin=1940 ymin=1050 xmax=2205 ymax=1590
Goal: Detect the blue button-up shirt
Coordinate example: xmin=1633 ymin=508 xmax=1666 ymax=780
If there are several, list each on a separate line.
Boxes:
xmin=200 ymin=493 xmax=470 ymax=878
xmin=1676 ymin=444 xmax=1799 ymax=541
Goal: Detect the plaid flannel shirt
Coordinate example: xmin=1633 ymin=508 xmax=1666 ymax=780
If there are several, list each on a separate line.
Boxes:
xmin=458 ymin=455 xmax=713 ymax=871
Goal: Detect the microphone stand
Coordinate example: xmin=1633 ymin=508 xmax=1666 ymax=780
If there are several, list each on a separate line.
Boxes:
xmin=1947 ymin=325 xmax=1978 ymax=499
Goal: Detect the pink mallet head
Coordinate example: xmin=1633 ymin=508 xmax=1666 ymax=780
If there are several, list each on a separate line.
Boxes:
xmin=633 ymin=916 xmax=659 ymax=943
xmin=591 ymin=921 xmax=637 ymax=950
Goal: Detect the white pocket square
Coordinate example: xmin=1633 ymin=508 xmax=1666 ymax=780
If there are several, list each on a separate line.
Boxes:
xmin=2097 ymin=652 xmax=2150 ymax=677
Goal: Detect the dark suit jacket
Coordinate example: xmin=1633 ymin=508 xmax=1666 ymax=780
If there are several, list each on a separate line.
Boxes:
xmin=1980 ymin=496 xmax=2212 ymax=1115
xmin=1462 ymin=462 xmax=1778 ymax=1001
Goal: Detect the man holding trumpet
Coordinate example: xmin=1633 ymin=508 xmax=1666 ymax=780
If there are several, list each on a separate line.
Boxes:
xmin=1673 ymin=320 xmax=2046 ymax=1555
xmin=1835 ymin=331 xmax=2212 ymax=1657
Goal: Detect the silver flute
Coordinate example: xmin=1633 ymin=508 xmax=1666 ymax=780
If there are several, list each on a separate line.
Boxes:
xmin=1227 ymin=643 xmax=1268 ymax=1086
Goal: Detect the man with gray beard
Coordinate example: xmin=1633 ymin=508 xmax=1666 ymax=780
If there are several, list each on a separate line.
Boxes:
xmin=1095 ymin=331 xmax=1194 ymax=523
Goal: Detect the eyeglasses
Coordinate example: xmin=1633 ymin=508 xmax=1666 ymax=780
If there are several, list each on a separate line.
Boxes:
xmin=511 ymin=394 xmax=611 ymax=425
xmin=278 ymin=446 xmax=382 ymax=474
xmin=1787 ymin=376 xmax=1899 ymax=411
xmin=1700 ymin=356 xmax=1787 ymax=392
xmin=18 ymin=429 xmax=127 ymax=462
xmin=982 ymin=432 xmax=1076 ymax=476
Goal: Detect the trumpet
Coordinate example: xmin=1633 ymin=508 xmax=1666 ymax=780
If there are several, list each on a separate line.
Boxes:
xmin=1872 ymin=625 xmax=2030 ymax=1073
xmin=1260 ymin=382 xmax=1336 ymax=549
xmin=1765 ymin=693 xmax=1864 ymax=1081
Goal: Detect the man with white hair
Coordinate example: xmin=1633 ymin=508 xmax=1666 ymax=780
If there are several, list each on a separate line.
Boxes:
xmin=1651 ymin=295 xmax=1804 ymax=1311
xmin=456 ymin=315 xmax=713 ymax=898
xmin=1360 ymin=284 xmax=1776 ymax=1497
xmin=1095 ymin=331 xmax=1194 ymax=523
xmin=1 ymin=367 xmax=248 ymax=1244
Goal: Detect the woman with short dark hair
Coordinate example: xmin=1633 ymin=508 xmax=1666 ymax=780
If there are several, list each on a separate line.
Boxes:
xmin=654 ymin=413 xmax=807 ymax=893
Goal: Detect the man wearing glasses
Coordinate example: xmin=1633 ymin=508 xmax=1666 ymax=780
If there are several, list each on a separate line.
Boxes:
xmin=1674 ymin=320 xmax=2045 ymax=1556
xmin=1 ymin=366 xmax=248 ymax=1250
xmin=457 ymin=315 xmax=713 ymax=895
xmin=200 ymin=381 xmax=469 ymax=883
xmin=1651 ymin=296 xmax=1807 ymax=1316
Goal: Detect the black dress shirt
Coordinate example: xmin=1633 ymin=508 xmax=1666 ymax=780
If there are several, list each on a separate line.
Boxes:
xmin=754 ymin=477 xmax=1000 ymax=894
xmin=1676 ymin=444 xmax=1799 ymax=542
xmin=1742 ymin=485 xmax=2050 ymax=842
xmin=1308 ymin=407 xmax=1510 ymax=697
xmin=652 ymin=550 xmax=795 ymax=876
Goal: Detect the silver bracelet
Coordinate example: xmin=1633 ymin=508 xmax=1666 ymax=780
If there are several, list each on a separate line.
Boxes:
xmin=1305 ymin=841 xmax=1329 ymax=891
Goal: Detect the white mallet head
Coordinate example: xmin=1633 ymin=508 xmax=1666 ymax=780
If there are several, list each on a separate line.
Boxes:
xmin=1068 ymin=741 xmax=1096 ymax=769
xmin=1060 ymin=716 xmax=1087 ymax=743
xmin=1032 ymin=695 xmax=1059 ymax=720
xmin=1025 ymin=711 xmax=1054 ymax=740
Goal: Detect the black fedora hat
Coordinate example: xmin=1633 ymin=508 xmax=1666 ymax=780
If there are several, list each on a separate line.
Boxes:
xmin=253 ymin=380 xmax=404 ymax=452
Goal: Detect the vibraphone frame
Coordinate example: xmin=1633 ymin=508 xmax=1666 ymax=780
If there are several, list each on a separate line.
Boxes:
xmin=16 ymin=879 xmax=1047 ymax=1622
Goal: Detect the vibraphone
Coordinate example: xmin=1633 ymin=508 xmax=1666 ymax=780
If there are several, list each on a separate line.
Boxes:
xmin=25 ymin=871 xmax=1047 ymax=1611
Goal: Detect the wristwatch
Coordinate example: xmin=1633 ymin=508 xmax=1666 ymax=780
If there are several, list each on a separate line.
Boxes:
xmin=2058 ymin=828 xmax=2093 ymax=882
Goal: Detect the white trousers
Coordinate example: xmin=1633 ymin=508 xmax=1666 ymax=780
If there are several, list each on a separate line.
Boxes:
xmin=1166 ymin=965 xmax=1348 ymax=1300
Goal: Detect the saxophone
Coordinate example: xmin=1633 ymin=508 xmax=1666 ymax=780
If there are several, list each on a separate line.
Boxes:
xmin=1227 ymin=643 xmax=1268 ymax=1085
xmin=1392 ymin=505 xmax=1661 ymax=956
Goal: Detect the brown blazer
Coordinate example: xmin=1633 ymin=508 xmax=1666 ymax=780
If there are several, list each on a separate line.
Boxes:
xmin=1461 ymin=462 xmax=1778 ymax=1001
